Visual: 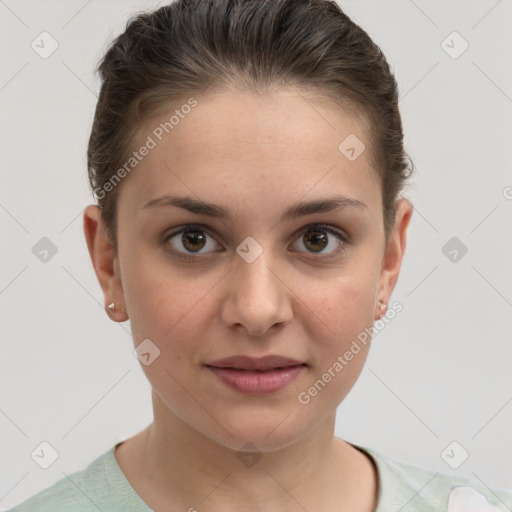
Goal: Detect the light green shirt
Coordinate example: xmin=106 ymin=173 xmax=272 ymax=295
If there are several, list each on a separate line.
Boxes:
xmin=6 ymin=443 xmax=512 ymax=511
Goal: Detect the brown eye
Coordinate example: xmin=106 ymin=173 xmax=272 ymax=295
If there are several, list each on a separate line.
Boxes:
xmin=291 ymin=224 xmax=347 ymax=257
xmin=182 ymin=230 xmax=206 ymax=252
xmin=165 ymin=225 xmax=220 ymax=256
xmin=303 ymin=229 xmax=328 ymax=252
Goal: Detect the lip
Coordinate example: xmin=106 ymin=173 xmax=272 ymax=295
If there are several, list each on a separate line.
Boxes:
xmin=205 ymin=355 xmax=306 ymax=395
xmin=207 ymin=355 xmax=304 ymax=370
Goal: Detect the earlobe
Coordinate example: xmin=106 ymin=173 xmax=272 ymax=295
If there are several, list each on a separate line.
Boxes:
xmin=83 ymin=205 xmax=129 ymax=322
xmin=373 ymin=298 xmax=388 ymax=321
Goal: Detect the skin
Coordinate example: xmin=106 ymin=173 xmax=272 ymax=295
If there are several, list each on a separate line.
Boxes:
xmin=84 ymin=87 xmax=412 ymax=511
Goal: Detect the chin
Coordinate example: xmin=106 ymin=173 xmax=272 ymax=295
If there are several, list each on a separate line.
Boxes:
xmin=201 ymin=408 xmax=316 ymax=454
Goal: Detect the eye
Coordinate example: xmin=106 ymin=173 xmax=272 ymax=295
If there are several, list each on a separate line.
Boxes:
xmin=290 ymin=223 xmax=348 ymax=259
xmin=163 ymin=223 xmax=348 ymax=261
xmin=164 ymin=224 xmax=221 ymax=258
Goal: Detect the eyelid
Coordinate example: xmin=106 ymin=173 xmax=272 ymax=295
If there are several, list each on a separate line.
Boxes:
xmin=163 ymin=223 xmax=219 ymax=241
xmin=163 ymin=222 xmax=349 ymax=260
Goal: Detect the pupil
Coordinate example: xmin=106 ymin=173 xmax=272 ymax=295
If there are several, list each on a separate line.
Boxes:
xmin=305 ymin=230 xmax=327 ymax=252
xmin=183 ymin=231 xmax=205 ymax=252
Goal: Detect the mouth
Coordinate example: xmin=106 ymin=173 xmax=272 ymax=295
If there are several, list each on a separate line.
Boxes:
xmin=204 ymin=355 xmax=307 ymax=395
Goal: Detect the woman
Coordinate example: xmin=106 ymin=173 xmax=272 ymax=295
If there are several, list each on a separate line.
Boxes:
xmin=8 ymin=0 xmax=511 ymax=510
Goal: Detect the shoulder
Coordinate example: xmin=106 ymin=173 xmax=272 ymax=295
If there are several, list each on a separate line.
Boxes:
xmin=5 ymin=445 xmax=149 ymax=512
xmin=358 ymin=445 xmax=512 ymax=512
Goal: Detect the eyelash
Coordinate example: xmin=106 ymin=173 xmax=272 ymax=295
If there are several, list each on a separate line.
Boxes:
xmin=163 ymin=223 xmax=349 ymax=262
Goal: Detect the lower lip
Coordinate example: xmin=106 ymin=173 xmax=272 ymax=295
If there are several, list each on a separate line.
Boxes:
xmin=205 ymin=364 xmax=306 ymax=395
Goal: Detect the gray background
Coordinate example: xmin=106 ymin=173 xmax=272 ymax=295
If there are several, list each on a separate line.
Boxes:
xmin=1 ymin=0 xmax=511 ymax=508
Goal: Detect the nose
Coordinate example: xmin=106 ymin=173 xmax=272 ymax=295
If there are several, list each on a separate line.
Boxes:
xmin=220 ymin=249 xmax=293 ymax=337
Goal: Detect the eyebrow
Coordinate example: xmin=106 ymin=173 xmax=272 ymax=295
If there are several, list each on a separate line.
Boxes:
xmin=141 ymin=194 xmax=366 ymax=221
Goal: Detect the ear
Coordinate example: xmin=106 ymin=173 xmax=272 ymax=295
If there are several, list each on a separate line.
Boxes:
xmin=83 ymin=205 xmax=128 ymax=322
xmin=374 ymin=198 xmax=413 ymax=320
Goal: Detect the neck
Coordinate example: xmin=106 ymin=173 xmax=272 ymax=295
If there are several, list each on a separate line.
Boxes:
xmin=116 ymin=390 xmax=377 ymax=511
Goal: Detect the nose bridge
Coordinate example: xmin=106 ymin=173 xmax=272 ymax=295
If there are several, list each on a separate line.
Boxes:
xmin=222 ymin=238 xmax=292 ymax=334
xmin=235 ymin=240 xmax=281 ymax=303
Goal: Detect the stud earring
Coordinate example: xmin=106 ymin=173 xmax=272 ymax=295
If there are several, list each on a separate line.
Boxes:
xmin=378 ymin=299 xmax=387 ymax=318
xmin=105 ymin=302 xmax=128 ymax=315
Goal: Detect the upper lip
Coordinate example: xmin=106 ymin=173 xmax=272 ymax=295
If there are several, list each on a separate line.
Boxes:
xmin=205 ymin=355 xmax=305 ymax=370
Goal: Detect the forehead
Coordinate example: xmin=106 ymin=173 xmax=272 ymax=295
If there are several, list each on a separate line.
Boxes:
xmin=120 ymin=88 xmax=380 ymax=215
xmin=152 ymin=88 xmax=368 ymax=158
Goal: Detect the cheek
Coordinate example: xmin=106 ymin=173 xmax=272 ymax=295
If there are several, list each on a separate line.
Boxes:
xmin=300 ymin=267 xmax=379 ymax=346
xmin=120 ymin=247 xmax=222 ymax=358
xmin=294 ymin=277 xmax=377 ymax=411
xmin=127 ymin=273 xmax=209 ymax=344
xmin=125 ymin=269 xmax=215 ymax=395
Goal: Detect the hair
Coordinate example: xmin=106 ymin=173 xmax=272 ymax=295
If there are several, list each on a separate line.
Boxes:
xmin=87 ymin=0 xmax=413 ymax=251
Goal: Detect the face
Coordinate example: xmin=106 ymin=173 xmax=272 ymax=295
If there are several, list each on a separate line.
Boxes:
xmin=86 ymin=87 xmax=411 ymax=452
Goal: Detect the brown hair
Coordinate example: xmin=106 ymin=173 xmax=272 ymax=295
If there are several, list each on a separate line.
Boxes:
xmin=87 ymin=0 xmax=413 ymax=251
